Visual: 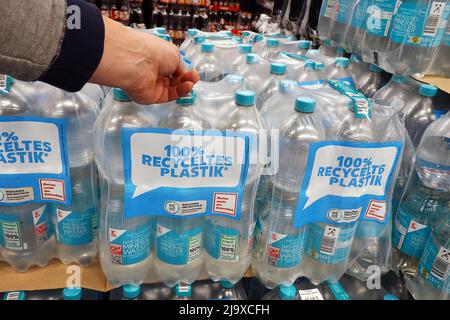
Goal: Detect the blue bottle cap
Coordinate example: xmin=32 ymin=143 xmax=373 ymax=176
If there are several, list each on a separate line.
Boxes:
xmin=336 ymin=47 xmax=346 ymax=55
xmin=176 ymin=91 xmax=196 ymax=105
xmin=350 ymin=54 xmax=362 ymax=63
xmin=246 ymin=53 xmax=258 ymax=64
xmin=3 ymin=291 xmax=26 ymax=300
xmin=305 ymin=60 xmax=315 ymax=70
xmin=174 ymin=284 xmax=192 ymax=297
xmin=279 ymin=80 xmax=298 ymax=94
xmin=194 ymin=36 xmax=206 ymax=45
xmin=242 ymin=31 xmax=251 ymax=37
xmin=271 ymin=62 xmax=287 ymax=75
xmin=279 ymin=284 xmax=297 ymax=300
xmin=233 ymin=36 xmax=243 ymax=44
xmin=253 ymin=34 xmax=265 ymax=43
xmin=266 ymin=38 xmax=280 ymax=47
xmin=113 ymin=88 xmax=131 ymax=102
xmin=298 ymin=40 xmax=311 ymax=49
xmin=295 ymin=96 xmax=316 ymax=113
xmin=235 ymin=90 xmax=256 ymax=106
xmin=391 ymin=74 xmax=407 ymax=83
xmin=335 ymin=57 xmax=350 ymax=68
xmin=314 ymin=61 xmax=325 ymax=70
xmin=187 ymin=29 xmax=199 ymax=37
xmin=158 ymin=34 xmax=172 ymax=42
xmin=238 ymin=44 xmax=252 ymax=54
xmin=201 ymin=43 xmax=214 ymax=53
xmin=323 ymin=39 xmax=332 ymax=46
xmin=219 ymin=280 xmax=235 ymax=289
xmin=123 ymin=284 xmax=141 ymax=299
xmin=419 ymin=84 xmax=438 ymax=97
xmin=369 ymin=64 xmax=382 ymax=73
xmin=155 ymin=27 xmax=166 ymax=34
xmin=383 ymin=294 xmax=399 ymax=300
xmin=434 ymin=109 xmax=446 ymax=118
xmin=63 ymin=287 xmax=82 ymax=300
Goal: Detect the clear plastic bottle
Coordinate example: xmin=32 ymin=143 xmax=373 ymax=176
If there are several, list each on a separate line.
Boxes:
xmin=330 ymin=1 xmax=356 ymax=48
xmin=372 ymin=75 xmax=413 ymax=111
xmin=262 ymin=284 xmax=298 ymax=300
xmin=205 ymin=90 xmax=266 ymax=284
xmin=43 ymin=90 xmax=99 ymax=267
xmin=256 ymin=62 xmax=288 ymax=110
xmin=193 ymin=43 xmax=225 ymax=82
xmin=336 ymin=47 xmax=347 ymax=57
xmin=180 ymin=29 xmax=199 ymax=56
xmin=261 ymin=38 xmax=281 ymax=61
xmin=231 ymin=44 xmax=253 ymax=73
xmin=297 ymin=61 xmax=326 ymax=89
xmin=155 ymin=93 xmax=210 ymax=287
xmin=184 ymin=36 xmax=206 ymax=62
xmin=318 ymin=0 xmax=336 ymax=41
xmin=237 ymin=54 xmax=270 ymax=93
xmin=253 ymin=97 xmax=322 ymax=288
xmin=296 ymin=40 xmax=312 ymax=56
xmin=348 ymin=54 xmax=370 ymax=90
xmin=328 ymin=57 xmax=356 ymax=88
xmin=95 ymin=89 xmax=154 ymax=286
xmin=344 ymin=0 xmax=371 ymax=54
xmin=429 ymin=19 xmax=450 ymax=77
xmin=319 ymin=39 xmax=337 ymax=57
xmin=357 ymin=64 xmax=383 ymax=98
xmin=192 ymin=280 xmax=248 ymax=300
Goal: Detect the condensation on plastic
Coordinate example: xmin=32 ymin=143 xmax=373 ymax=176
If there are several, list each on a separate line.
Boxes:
xmin=0 ymin=79 xmax=100 ymax=272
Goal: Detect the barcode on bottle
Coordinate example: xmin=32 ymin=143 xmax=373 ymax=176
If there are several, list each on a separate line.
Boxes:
xmin=299 ymin=289 xmax=324 ymax=300
xmin=0 ymin=75 xmax=6 ymax=90
xmin=320 ymin=225 xmax=340 ymax=256
xmin=431 ymin=247 xmax=450 ymax=280
xmin=324 ymin=0 xmax=335 ymax=18
xmin=5 ymin=292 xmax=21 ymax=300
xmin=423 ymin=2 xmax=446 ymax=36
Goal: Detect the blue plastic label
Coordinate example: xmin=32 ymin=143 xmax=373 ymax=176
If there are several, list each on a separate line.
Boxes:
xmin=336 ymin=0 xmax=353 ymax=24
xmin=392 ymin=208 xmax=432 ymax=258
xmin=54 ymin=207 xmax=96 ymax=246
xmin=122 ymin=129 xmax=250 ymax=220
xmin=298 ymin=79 xmax=325 ymax=89
xmin=307 ymin=223 xmax=357 ymax=264
xmin=351 ymin=0 xmax=371 ymax=29
xmin=0 ymin=205 xmax=51 ymax=250
xmin=0 ymin=117 xmax=71 ymax=206
xmin=294 ymin=141 xmax=402 ymax=228
xmin=418 ymin=237 xmax=449 ymax=290
xmin=205 ymin=223 xmax=239 ymax=261
xmin=156 ymin=222 xmax=202 ymax=265
xmin=0 ymin=75 xmax=12 ymax=95
xmin=366 ymin=0 xmax=400 ymax=37
xmin=390 ymin=1 xmax=450 ymax=47
xmin=109 ymin=222 xmax=152 ymax=265
xmin=265 ymin=231 xmax=307 ymax=268
xmin=327 ymin=281 xmax=351 ymax=300
xmin=332 ymin=76 xmax=356 ymax=88
xmin=321 ymin=0 xmax=336 ymax=18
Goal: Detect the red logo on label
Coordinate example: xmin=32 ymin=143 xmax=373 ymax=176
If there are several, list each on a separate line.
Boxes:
xmin=109 ymin=244 xmax=122 ymax=255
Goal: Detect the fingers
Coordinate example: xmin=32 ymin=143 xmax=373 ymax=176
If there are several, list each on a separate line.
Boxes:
xmin=166 ymin=81 xmax=195 ymax=102
xmin=170 ymin=70 xmax=200 ymax=86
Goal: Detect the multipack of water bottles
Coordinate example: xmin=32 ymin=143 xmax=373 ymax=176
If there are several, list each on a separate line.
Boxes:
xmin=318 ymin=0 xmax=450 ymax=78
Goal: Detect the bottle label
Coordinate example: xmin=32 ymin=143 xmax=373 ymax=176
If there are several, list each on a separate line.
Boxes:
xmin=54 ymin=207 xmax=96 ymax=246
xmin=366 ymin=0 xmax=400 ymax=37
xmin=351 ymin=0 xmax=371 ymax=29
xmin=122 ymin=129 xmax=250 ymax=221
xmin=265 ymin=231 xmax=307 ymax=268
xmin=0 ymin=117 xmax=71 ymax=206
xmin=205 ymin=223 xmax=239 ymax=261
xmin=109 ymin=223 xmax=152 ymax=265
xmin=418 ymin=237 xmax=450 ymax=290
xmin=0 ymin=75 xmax=12 ymax=95
xmin=298 ymin=288 xmax=324 ymax=300
xmin=390 ymin=2 xmax=450 ymax=47
xmin=333 ymin=76 xmax=356 ymax=88
xmin=327 ymin=281 xmax=351 ymax=300
xmin=307 ymin=223 xmax=357 ymax=264
xmin=298 ymin=79 xmax=325 ymax=89
xmin=392 ymin=208 xmax=432 ymax=258
xmin=321 ymin=0 xmax=336 ymax=18
xmin=294 ymin=140 xmax=402 ymax=228
xmin=156 ymin=223 xmax=202 ymax=265
xmin=0 ymin=205 xmax=50 ymax=250
xmin=336 ymin=0 xmax=353 ymax=24
xmin=416 ymin=158 xmax=450 ymax=191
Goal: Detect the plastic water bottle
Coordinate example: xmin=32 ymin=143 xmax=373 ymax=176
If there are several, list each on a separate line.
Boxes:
xmin=329 ymin=0 xmax=356 ymax=48
xmin=237 ymin=54 xmax=270 ymax=94
xmin=192 ymin=280 xmax=248 ymax=300
xmin=231 ymin=44 xmax=253 ymax=73
xmin=193 ymin=43 xmax=225 ymax=82
xmin=109 ymin=283 xmax=175 ymax=300
xmin=42 ymin=90 xmax=99 ymax=267
xmin=256 ymin=62 xmax=288 ymax=110
xmin=155 ymin=93 xmax=209 ymax=287
xmin=318 ymin=0 xmax=336 ymax=41
xmin=0 ymin=77 xmax=55 ymax=272
xmin=392 ymin=112 xmax=450 ymax=277
xmin=180 ymin=29 xmax=199 ymax=56
xmin=335 ymin=47 xmax=347 ymax=57
xmin=319 ymin=39 xmax=337 ymax=57
xmin=357 ymin=64 xmax=383 ymax=98
xmin=80 ymin=83 xmax=105 ymax=108
xmin=361 ymin=0 xmax=399 ymax=65
xmin=297 ymin=61 xmax=326 ymax=89
xmin=262 ymin=284 xmax=298 ymax=300
xmin=262 ymin=38 xmax=281 ymax=60
xmin=95 ymin=89 xmax=154 ymax=286
xmin=251 ymin=34 xmax=267 ymax=55
xmin=205 ymin=90 xmax=266 ymax=284
xmin=401 ymin=84 xmax=437 ymax=148
xmin=372 ymin=75 xmax=414 ymax=111
xmin=297 ymin=40 xmax=312 ymax=56
xmin=253 ymin=97 xmax=321 ymax=288
xmin=348 ymin=54 xmax=369 ymax=89
xmin=184 ymin=36 xmax=206 ymax=62
xmin=328 ymin=58 xmax=356 ymax=88
xmin=414 ymin=215 xmax=450 ymax=300
xmin=385 ymin=0 xmax=450 ymax=76
xmin=172 ymin=284 xmax=193 ymax=300
xmin=344 ymin=0 xmax=371 ymax=54
xmin=429 ymin=20 xmax=450 ymax=77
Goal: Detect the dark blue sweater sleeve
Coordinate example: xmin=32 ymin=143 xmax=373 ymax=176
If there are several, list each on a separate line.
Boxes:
xmin=40 ymin=0 xmax=105 ymax=92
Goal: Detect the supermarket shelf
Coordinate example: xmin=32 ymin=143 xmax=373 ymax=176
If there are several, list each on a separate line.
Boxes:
xmin=418 ymin=75 xmax=450 ymax=95
xmin=209 ymin=5 xmax=240 ymax=12
xmin=0 ymin=259 xmax=107 ymax=293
